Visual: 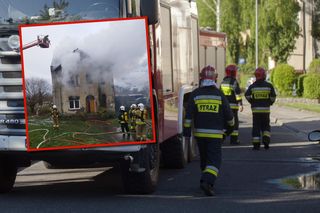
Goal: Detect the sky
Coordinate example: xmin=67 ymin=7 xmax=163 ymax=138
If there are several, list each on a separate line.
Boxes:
xmin=21 ymin=18 xmax=150 ymax=90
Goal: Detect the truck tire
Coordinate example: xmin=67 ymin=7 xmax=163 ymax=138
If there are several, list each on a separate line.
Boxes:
xmin=161 ymin=135 xmax=188 ymax=169
xmin=121 ymin=142 xmax=160 ymax=194
xmin=0 ymin=162 xmax=17 ymax=193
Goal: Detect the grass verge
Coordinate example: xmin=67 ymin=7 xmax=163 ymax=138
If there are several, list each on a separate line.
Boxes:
xmin=277 ymin=102 xmax=320 ymax=113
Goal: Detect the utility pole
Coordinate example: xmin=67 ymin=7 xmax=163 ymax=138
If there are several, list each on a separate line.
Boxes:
xmin=216 ymin=0 xmax=220 ymax=32
xmin=255 ymin=0 xmax=259 ymax=68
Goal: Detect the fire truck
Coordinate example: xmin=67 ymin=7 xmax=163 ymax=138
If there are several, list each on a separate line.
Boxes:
xmin=0 ymin=0 xmax=225 ymax=194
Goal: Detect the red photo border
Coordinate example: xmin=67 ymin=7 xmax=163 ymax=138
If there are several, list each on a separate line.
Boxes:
xmin=19 ymin=17 xmax=156 ymax=152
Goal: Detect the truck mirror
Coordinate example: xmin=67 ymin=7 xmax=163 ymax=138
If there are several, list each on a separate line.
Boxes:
xmin=308 ymin=130 xmax=320 ymax=141
xmin=140 ymin=0 xmax=159 ymax=25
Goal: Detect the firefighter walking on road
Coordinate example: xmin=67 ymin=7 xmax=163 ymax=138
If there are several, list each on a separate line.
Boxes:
xmin=118 ymin=106 xmax=129 ymax=137
xmin=135 ymin=103 xmax=148 ymax=141
xmin=220 ymin=64 xmax=243 ymax=144
xmin=245 ymin=67 xmax=276 ymax=150
xmin=183 ymin=65 xmax=234 ymax=196
xmin=51 ymin=105 xmax=60 ymax=129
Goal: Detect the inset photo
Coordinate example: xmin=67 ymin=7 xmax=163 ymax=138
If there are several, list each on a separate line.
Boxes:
xmin=20 ymin=18 xmax=155 ymax=151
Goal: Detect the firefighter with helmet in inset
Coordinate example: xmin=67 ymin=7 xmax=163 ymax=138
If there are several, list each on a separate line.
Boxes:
xmin=51 ymin=104 xmax=60 ymax=129
xmin=220 ymin=64 xmax=243 ymax=145
xmin=245 ymin=67 xmax=276 ymax=150
xmin=135 ymin=103 xmax=148 ymax=141
xmin=129 ymin=104 xmax=137 ymax=132
xmin=118 ymin=105 xmax=129 ymax=136
xmin=183 ymin=65 xmax=234 ymax=196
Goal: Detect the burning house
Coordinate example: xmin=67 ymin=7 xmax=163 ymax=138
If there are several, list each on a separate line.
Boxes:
xmin=50 ymin=49 xmax=115 ymax=114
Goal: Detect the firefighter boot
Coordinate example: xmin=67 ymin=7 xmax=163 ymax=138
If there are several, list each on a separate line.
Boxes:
xmin=200 ymin=181 xmax=215 ymax=196
xmin=252 ymin=143 xmax=260 ymax=150
xmin=262 ymin=136 xmax=270 ymax=150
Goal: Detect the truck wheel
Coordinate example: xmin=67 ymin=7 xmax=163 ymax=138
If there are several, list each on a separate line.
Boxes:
xmin=161 ymin=135 xmax=188 ymax=169
xmin=121 ymin=142 xmax=160 ymax=194
xmin=0 ymin=162 xmax=17 ymax=193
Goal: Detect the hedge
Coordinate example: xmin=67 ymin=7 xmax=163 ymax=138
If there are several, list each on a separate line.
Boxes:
xmin=238 ymin=64 xmax=255 ymax=74
xmin=308 ymin=59 xmax=320 ymax=74
xmin=273 ymin=64 xmax=297 ymax=96
xmin=303 ymin=73 xmax=320 ymax=99
xmin=296 ymin=74 xmax=307 ymax=97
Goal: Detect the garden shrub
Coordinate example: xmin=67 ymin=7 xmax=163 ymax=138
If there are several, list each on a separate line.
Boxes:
xmin=308 ymin=59 xmax=320 ymax=74
xmin=296 ymin=74 xmax=307 ymax=97
xmin=303 ymin=73 xmax=320 ymax=99
xmin=273 ymin=64 xmax=297 ymax=96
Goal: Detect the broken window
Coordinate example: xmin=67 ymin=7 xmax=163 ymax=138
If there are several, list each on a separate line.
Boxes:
xmin=86 ymin=74 xmax=93 ymax=84
xmin=69 ymin=96 xmax=80 ymax=109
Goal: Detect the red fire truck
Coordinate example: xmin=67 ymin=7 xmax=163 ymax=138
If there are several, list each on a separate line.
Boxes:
xmin=0 ymin=0 xmax=225 ymax=194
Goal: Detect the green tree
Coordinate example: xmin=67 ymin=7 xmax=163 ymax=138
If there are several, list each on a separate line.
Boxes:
xmin=197 ymin=0 xmax=216 ymax=29
xmin=259 ymin=0 xmax=300 ymax=63
xmin=312 ymin=0 xmax=320 ymax=41
xmin=220 ymin=0 xmax=241 ymax=64
xmin=39 ymin=4 xmax=50 ymax=20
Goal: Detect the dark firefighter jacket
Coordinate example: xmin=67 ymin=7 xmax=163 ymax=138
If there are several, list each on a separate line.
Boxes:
xmin=118 ymin=110 xmax=129 ymax=124
xmin=245 ymin=80 xmax=277 ymax=113
xmin=220 ymin=77 xmax=243 ymax=110
xmin=183 ymin=85 xmax=235 ymax=139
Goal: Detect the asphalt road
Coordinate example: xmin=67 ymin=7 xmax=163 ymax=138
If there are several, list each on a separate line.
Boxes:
xmin=1 ymin=109 xmax=320 ymax=213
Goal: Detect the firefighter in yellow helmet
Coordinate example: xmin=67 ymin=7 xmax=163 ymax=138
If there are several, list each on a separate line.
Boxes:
xmin=51 ymin=105 xmax=60 ymax=129
xmin=183 ymin=65 xmax=234 ymax=196
xmin=135 ymin=103 xmax=148 ymax=141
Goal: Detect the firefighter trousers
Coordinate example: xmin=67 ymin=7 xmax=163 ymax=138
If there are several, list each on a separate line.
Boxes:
xmin=197 ymin=137 xmax=222 ymax=186
xmin=120 ymin=123 xmax=129 ymax=134
xmin=230 ymin=109 xmax=239 ymax=143
xmin=136 ymin=123 xmax=146 ymax=141
xmin=252 ymin=113 xmax=271 ymax=146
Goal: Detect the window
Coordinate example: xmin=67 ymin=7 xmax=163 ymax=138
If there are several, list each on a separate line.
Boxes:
xmin=69 ymin=96 xmax=80 ymax=109
xmin=69 ymin=75 xmax=80 ymax=87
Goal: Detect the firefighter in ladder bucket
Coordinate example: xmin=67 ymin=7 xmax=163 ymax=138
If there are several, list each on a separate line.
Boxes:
xmin=183 ymin=65 xmax=234 ymax=196
xmin=51 ymin=105 xmax=60 ymax=130
xmin=135 ymin=103 xmax=148 ymax=141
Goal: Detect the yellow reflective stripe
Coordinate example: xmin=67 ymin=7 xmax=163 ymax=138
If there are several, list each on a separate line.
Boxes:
xmin=252 ymin=110 xmax=270 ymax=113
xmin=184 ymin=123 xmax=191 ymax=128
xmin=203 ymin=168 xmax=218 ymax=177
xmin=236 ymin=95 xmax=242 ymax=101
xmin=231 ymin=105 xmax=239 ymax=110
xmin=194 ymin=132 xmax=223 ymax=139
xmin=252 ymin=137 xmax=260 ymax=143
xmin=263 ymin=131 xmax=271 ymax=137
xmin=231 ymin=131 xmax=239 ymax=136
xmin=194 ymin=99 xmax=222 ymax=105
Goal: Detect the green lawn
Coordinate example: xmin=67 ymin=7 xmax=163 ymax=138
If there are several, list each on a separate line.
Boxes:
xmin=277 ymin=102 xmax=320 ymax=113
xmin=28 ymin=116 xmax=153 ymax=149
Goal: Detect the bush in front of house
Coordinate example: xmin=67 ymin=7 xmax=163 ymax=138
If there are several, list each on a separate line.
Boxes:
xmin=303 ymin=73 xmax=320 ymax=99
xmin=308 ymin=59 xmax=320 ymax=74
xmin=296 ymin=74 xmax=307 ymax=97
xmin=239 ymin=63 xmax=255 ymax=74
xmin=273 ymin=64 xmax=297 ymax=96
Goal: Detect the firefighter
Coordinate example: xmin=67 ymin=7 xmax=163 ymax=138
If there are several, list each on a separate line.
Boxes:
xmin=245 ymin=67 xmax=276 ymax=150
xmin=183 ymin=65 xmax=234 ymax=196
xmin=118 ymin=106 xmax=129 ymax=136
xmin=51 ymin=105 xmax=59 ymax=129
xmin=135 ymin=103 xmax=148 ymax=141
xmin=220 ymin=64 xmax=243 ymax=144
xmin=129 ymin=104 xmax=137 ymax=132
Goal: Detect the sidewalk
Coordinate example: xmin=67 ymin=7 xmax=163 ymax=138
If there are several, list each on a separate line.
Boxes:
xmin=241 ymin=100 xmax=320 ymax=136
